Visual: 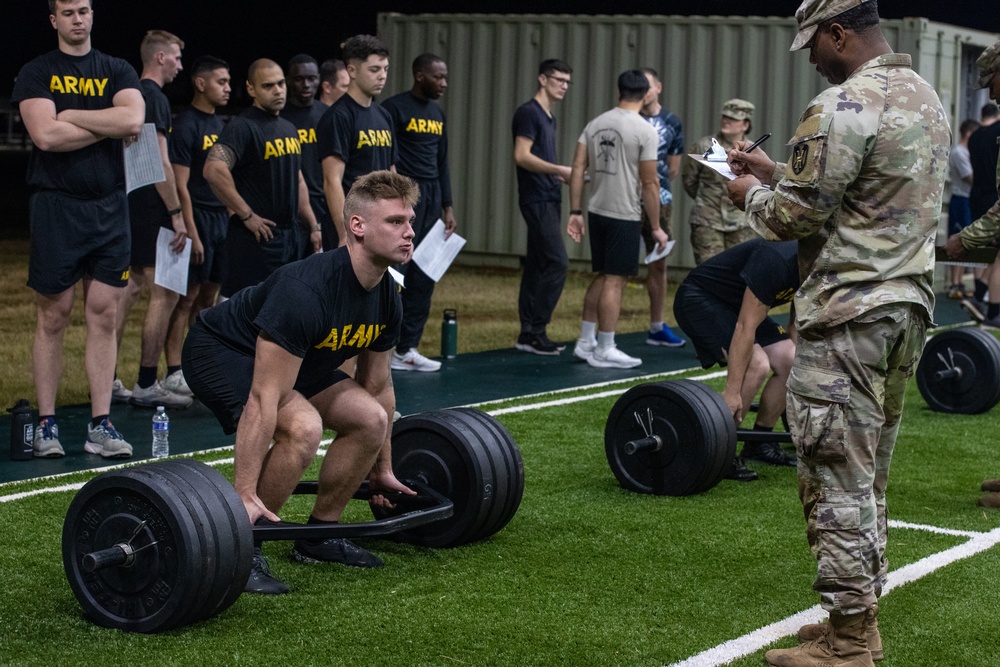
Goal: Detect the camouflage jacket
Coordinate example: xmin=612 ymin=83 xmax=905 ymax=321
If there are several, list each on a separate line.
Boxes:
xmin=683 ymin=134 xmax=750 ymax=232
xmin=744 ymin=53 xmax=950 ymax=332
xmin=958 ymin=149 xmax=1000 ymax=247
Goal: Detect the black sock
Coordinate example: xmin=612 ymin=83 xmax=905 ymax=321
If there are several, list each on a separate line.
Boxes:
xmin=91 ymin=414 xmax=109 ymax=428
xmin=989 ymin=303 xmax=1000 ymax=319
xmin=752 ymin=424 xmax=774 ymax=432
xmin=38 ymin=414 xmax=55 ymax=425
xmin=137 ymin=366 xmax=158 ymax=389
xmin=306 ymin=515 xmax=337 ymax=546
xmin=974 ymin=279 xmax=988 ymax=301
xmin=167 ymin=365 xmax=181 ymax=376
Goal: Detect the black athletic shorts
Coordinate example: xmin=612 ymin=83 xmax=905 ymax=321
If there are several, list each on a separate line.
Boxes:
xmin=588 ymin=211 xmax=642 ymax=277
xmin=182 ymin=322 xmax=349 ymax=434
xmin=27 ymin=189 xmax=130 ymax=294
xmin=220 ymin=218 xmax=300 ymax=298
xmin=673 ymin=282 xmax=789 ymax=369
xmin=128 ymin=187 xmax=172 ymax=269
xmin=189 ymin=207 xmax=229 ymax=286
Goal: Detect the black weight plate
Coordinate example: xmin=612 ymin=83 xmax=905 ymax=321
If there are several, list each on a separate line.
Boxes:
xmin=917 ymin=328 xmax=1000 ymax=414
xmin=674 ymin=381 xmax=737 ymax=494
xmin=160 ymin=460 xmax=253 ymax=620
xmin=455 ymin=408 xmax=524 ymax=539
xmin=63 ymin=466 xmax=205 ymax=633
xmin=390 ymin=409 xmax=521 ymax=547
xmin=140 ymin=464 xmax=220 ymax=626
xmin=605 ymin=380 xmax=732 ymax=496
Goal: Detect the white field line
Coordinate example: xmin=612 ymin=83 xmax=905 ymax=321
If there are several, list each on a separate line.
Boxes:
xmin=665 ymin=522 xmax=1000 ymax=667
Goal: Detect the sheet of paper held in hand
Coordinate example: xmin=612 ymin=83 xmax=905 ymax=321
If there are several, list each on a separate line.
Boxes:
xmin=411 ymin=218 xmax=467 ymax=283
xmin=154 ymin=227 xmax=191 ymax=295
xmin=124 ymin=122 xmax=166 ymax=194
xmin=686 ymin=154 xmax=738 ymax=181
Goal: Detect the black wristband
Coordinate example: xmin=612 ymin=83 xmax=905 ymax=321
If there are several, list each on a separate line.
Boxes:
xmin=240 ymin=211 xmax=253 ymax=222
xmin=569 ymin=209 xmax=583 ymax=216
xmin=167 ymin=207 xmax=182 ymax=217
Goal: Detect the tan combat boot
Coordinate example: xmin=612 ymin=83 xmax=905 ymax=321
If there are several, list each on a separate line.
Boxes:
xmin=981 ymin=479 xmax=1000 ymax=493
xmin=766 ymin=609 xmax=873 ymax=667
xmin=797 ymin=603 xmax=882 ymax=661
xmin=978 ymin=492 xmax=1000 ymax=508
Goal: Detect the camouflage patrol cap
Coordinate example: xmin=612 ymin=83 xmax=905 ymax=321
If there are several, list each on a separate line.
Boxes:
xmin=790 ymin=0 xmax=871 ymax=51
xmin=978 ymin=40 xmax=1000 ymax=88
xmin=721 ymin=99 xmax=754 ymax=121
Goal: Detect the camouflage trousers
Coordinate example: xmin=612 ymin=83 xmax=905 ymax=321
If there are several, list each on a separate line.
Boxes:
xmin=689 ymin=224 xmax=758 ymax=265
xmin=787 ymin=302 xmax=928 ymax=614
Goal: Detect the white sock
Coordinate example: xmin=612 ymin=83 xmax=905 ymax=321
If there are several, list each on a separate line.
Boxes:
xmin=597 ymin=331 xmax=615 ymax=350
xmin=649 ymin=321 xmax=663 ymax=334
xmin=581 ymin=321 xmax=597 ymax=343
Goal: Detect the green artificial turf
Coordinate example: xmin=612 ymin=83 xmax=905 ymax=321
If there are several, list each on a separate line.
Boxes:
xmin=1 ymin=369 xmax=998 ymax=666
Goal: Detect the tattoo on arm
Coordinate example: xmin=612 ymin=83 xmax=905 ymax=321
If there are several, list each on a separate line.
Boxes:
xmin=206 ymin=143 xmax=236 ymax=170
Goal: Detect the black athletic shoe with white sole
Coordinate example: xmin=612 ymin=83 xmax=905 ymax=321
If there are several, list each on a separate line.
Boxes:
xmin=291 ymin=538 xmax=383 ymax=568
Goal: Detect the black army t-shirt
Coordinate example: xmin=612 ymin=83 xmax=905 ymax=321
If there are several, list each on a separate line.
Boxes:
xmin=280 ymin=101 xmax=328 ymax=202
xmin=170 ymin=106 xmax=226 ymax=209
xmin=381 ymin=91 xmax=452 ymax=206
xmin=216 ymin=106 xmax=302 ymax=227
xmin=129 ymin=78 xmax=173 ymax=213
xmin=198 ymin=247 xmax=401 ymax=394
xmin=11 ymin=48 xmax=141 ymax=197
xmin=686 ymin=239 xmax=799 ymax=309
xmin=317 ymin=94 xmax=397 ymax=192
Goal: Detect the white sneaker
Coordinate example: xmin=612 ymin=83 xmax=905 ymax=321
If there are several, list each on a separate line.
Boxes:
xmin=390 ymin=348 xmax=442 ymax=372
xmin=573 ymin=338 xmax=597 ymax=361
xmin=163 ymin=370 xmax=194 ymax=397
xmin=111 ymin=378 xmax=133 ymax=404
xmin=131 ymin=379 xmax=194 ymax=409
xmin=587 ymin=345 xmax=642 ymax=369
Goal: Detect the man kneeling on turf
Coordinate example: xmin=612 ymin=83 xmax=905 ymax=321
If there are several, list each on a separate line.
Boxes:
xmin=673 ymin=238 xmax=800 ymax=481
xmin=182 ymin=170 xmax=418 ymax=594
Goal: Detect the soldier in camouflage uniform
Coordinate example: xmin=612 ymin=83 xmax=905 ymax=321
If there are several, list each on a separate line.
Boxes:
xmin=945 ymin=41 xmax=1000 ymax=320
xmin=944 ymin=40 xmax=1000 ymax=508
xmin=682 ymin=98 xmax=759 ymax=264
xmin=726 ymin=1 xmax=950 ymax=665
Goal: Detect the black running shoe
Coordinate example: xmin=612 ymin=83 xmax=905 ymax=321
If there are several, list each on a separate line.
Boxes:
xmin=536 ymin=332 xmax=567 ymax=352
xmin=514 ymin=332 xmax=560 ymax=356
xmin=742 ymin=441 xmax=797 ymax=467
xmin=245 ymin=548 xmax=290 ymax=595
xmin=291 ymin=538 xmax=383 ymax=568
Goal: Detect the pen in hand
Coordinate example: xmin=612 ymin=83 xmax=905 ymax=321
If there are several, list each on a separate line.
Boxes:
xmin=744 ymin=132 xmax=772 ymax=153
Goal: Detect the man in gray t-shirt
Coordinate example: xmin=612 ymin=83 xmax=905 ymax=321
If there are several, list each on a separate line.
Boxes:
xmin=566 ymin=70 xmax=667 ymax=369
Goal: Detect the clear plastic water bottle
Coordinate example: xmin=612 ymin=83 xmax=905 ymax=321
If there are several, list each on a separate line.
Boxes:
xmin=152 ymin=406 xmax=169 ymax=459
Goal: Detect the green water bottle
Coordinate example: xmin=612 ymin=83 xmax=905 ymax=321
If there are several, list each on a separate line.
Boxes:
xmin=441 ymin=309 xmax=458 ymax=359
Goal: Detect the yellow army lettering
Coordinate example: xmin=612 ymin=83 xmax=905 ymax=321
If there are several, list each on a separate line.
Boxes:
xmin=201 ymin=134 xmax=219 ymax=151
xmin=49 ymin=75 xmax=109 ymax=97
xmin=774 ymin=287 xmax=797 ymax=303
xmin=314 ymin=324 xmax=388 ymax=350
xmin=356 ymin=129 xmax=393 ymax=149
xmin=404 ymin=118 xmax=443 ymax=135
xmin=263 ymin=136 xmax=302 ymax=160
xmin=296 ymin=128 xmax=317 ymax=145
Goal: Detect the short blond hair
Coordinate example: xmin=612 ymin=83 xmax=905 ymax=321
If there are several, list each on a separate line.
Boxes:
xmin=344 ymin=171 xmax=420 ymax=239
xmin=140 ymin=30 xmax=184 ymax=65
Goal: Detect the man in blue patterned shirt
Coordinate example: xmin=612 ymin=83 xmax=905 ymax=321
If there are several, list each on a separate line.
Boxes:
xmin=639 ymin=68 xmax=686 ymax=348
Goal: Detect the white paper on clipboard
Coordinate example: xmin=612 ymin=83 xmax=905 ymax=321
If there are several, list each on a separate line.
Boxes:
xmin=124 ymin=123 xmax=166 ymax=193
xmin=686 ymin=153 xmax=738 ymax=181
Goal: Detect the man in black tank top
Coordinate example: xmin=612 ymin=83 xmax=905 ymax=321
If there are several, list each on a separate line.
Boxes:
xmin=11 ymin=0 xmax=144 ymax=459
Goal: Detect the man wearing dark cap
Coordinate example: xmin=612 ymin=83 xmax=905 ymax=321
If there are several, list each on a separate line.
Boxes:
xmin=727 ymin=1 xmax=950 ymax=665
xmin=682 ymin=99 xmax=759 ymax=265
xmin=946 ymin=44 xmax=1000 ymax=327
